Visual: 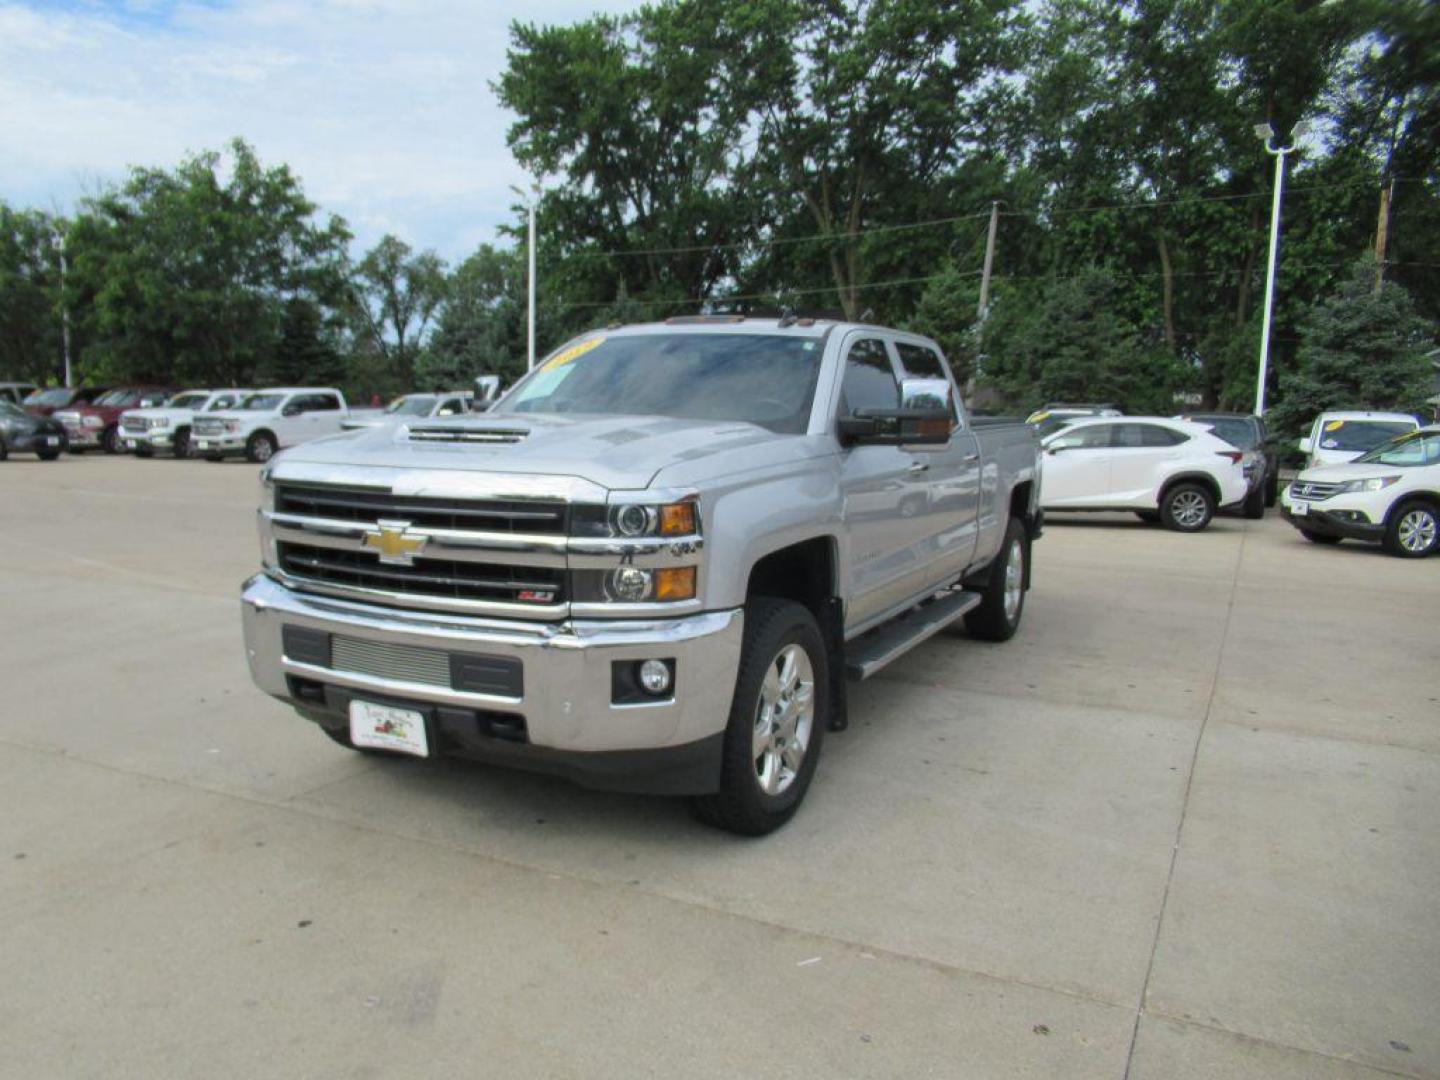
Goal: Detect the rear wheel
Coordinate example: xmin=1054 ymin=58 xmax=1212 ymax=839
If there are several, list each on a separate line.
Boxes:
xmin=102 ymin=425 xmax=124 ymax=454
xmin=1160 ymin=483 xmax=1215 ymax=532
xmin=1299 ymin=529 xmax=1341 ymax=545
xmin=1242 ymin=484 xmax=1265 ymax=520
xmin=691 ymin=598 xmax=827 ymax=836
xmin=0 ymin=438 xmax=7 ymax=462
xmin=36 ymin=448 xmax=60 ymax=461
xmin=1265 ymin=469 xmax=1279 ymax=508
xmin=204 ymin=453 xmax=224 ymax=462
xmin=1384 ymin=500 xmax=1439 ymax=558
xmin=964 ymin=517 xmax=1029 ymax=642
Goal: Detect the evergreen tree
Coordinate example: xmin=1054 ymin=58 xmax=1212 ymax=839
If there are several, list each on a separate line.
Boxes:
xmin=266 ymin=297 xmax=344 ymax=387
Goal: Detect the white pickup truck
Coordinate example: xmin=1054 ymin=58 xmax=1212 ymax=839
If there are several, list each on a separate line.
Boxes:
xmin=193 ymin=387 xmax=365 ymax=463
xmin=120 ymin=388 xmax=252 ymax=458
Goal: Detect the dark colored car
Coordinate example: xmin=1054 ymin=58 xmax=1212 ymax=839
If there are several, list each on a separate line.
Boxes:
xmin=24 ymin=386 xmax=112 ymax=418
xmin=1179 ymin=412 xmax=1279 ymax=507
xmin=0 ymin=382 xmax=38 ymax=405
xmin=0 ymin=401 xmax=66 ymax=460
xmin=55 ymin=386 xmax=176 ymax=454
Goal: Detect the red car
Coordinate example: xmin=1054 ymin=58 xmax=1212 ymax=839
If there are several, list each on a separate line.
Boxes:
xmin=54 ymin=387 xmax=176 ymax=454
xmin=24 ymin=386 xmax=111 ymax=418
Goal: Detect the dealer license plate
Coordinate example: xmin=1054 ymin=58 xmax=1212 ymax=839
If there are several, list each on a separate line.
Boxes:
xmin=1292 ymin=500 xmax=1309 ymax=516
xmin=349 ymin=700 xmax=429 ymax=757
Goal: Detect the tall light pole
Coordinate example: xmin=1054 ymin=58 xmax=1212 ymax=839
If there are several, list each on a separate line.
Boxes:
xmin=1253 ymin=120 xmax=1309 ymax=416
xmin=510 ymin=181 xmax=540 ymax=372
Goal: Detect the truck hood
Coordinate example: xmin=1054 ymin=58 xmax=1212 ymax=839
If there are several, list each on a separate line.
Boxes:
xmin=124 ymin=407 xmax=196 ymax=422
xmin=274 ymin=413 xmax=800 ymax=490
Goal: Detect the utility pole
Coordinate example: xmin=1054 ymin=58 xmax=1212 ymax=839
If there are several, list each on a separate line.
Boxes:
xmin=976 ymin=200 xmax=1000 ymax=320
xmin=1373 ymin=179 xmax=1393 ymax=296
xmin=58 ymin=228 xmax=73 ymax=387
xmin=509 ymin=181 xmax=540 ymax=372
xmin=1253 ymin=120 xmax=1308 ymax=417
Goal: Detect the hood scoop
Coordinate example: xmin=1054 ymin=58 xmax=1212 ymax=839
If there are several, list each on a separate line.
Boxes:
xmin=404 ymin=424 xmax=529 ymax=445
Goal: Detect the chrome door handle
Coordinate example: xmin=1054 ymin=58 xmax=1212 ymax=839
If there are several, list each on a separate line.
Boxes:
xmin=908 ymin=461 xmax=929 ymax=474
xmin=963 ymin=452 xmax=980 ymax=463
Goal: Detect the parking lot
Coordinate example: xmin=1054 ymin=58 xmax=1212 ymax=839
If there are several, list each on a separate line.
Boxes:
xmin=2 ymin=454 xmax=1436 ymax=1079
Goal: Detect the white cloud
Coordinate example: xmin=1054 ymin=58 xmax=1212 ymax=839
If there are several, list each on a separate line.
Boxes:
xmin=0 ymin=0 xmax=635 ymax=262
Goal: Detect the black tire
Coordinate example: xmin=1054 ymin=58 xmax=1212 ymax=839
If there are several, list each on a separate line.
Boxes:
xmin=1160 ymin=482 xmax=1215 ymax=532
xmin=245 ymin=430 xmax=277 ymax=464
xmin=691 ymin=598 xmax=828 ymax=836
xmin=1383 ymin=499 xmax=1440 ymax=559
xmin=0 ymin=438 xmax=7 ymax=462
xmin=134 ymin=445 xmax=153 ymax=458
xmin=204 ymin=453 xmax=224 ymax=462
xmin=1242 ymin=484 xmax=1265 ymax=520
xmin=1135 ymin=510 xmax=1160 ymax=524
xmin=173 ymin=427 xmax=191 ymax=459
xmin=964 ymin=517 xmax=1029 ymax=642
xmin=1265 ymin=470 xmax=1279 ymax=508
xmin=1299 ymin=529 xmax=1341 ymax=545
xmin=102 ymin=425 xmax=124 ymax=455
xmin=37 ymin=448 xmax=60 ymax=461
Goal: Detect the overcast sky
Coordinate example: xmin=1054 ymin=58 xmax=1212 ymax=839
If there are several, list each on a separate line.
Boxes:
xmin=0 ymin=0 xmax=634 ymax=263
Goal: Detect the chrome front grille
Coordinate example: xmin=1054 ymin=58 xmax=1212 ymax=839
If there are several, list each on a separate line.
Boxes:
xmin=269 ymin=482 xmax=570 ymax=615
xmin=122 ymin=417 xmax=150 ymax=433
xmin=1290 ymin=480 xmax=1342 ymax=501
xmin=194 ymin=417 xmax=227 ymax=436
xmin=275 ymin=484 xmax=566 ymax=534
xmin=331 ymin=635 xmax=451 ymax=687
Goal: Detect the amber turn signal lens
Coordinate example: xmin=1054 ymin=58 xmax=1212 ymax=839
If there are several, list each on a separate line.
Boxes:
xmin=654 ymin=566 xmax=696 ymax=601
xmin=658 ymin=502 xmax=696 ymax=536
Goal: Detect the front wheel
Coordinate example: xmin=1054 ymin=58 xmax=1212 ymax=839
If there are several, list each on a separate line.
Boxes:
xmin=691 ymin=598 xmax=828 ymax=836
xmin=964 ymin=517 xmax=1029 ymax=642
xmin=37 ymin=448 xmax=60 ymax=461
xmin=173 ymin=428 xmax=192 ymax=459
xmin=1161 ymin=483 xmax=1215 ymax=532
xmin=245 ymin=431 xmax=277 ymax=464
xmin=1385 ymin=500 xmax=1439 ymax=558
xmin=102 ymin=425 xmax=124 ymax=454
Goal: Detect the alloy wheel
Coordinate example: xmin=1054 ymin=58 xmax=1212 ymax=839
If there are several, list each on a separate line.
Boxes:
xmin=752 ymin=644 xmax=815 ymax=796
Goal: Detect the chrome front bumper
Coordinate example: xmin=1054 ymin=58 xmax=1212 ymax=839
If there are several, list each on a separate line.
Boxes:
xmin=241 ymin=573 xmax=744 ymax=755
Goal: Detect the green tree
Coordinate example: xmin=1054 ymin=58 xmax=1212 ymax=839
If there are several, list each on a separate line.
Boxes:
xmin=265 ymin=297 xmax=344 ymax=387
xmin=0 ymin=203 xmax=62 ymax=383
xmin=423 ymin=244 xmax=527 ymax=388
xmin=352 ymin=234 xmax=447 ymax=387
xmin=1271 ymin=258 xmax=1435 ymax=433
xmin=980 ymin=268 xmax=1181 ymax=412
xmin=66 ymin=139 xmax=351 ymax=387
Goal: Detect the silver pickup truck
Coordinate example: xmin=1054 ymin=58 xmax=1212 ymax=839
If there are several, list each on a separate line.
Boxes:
xmin=241 ymin=318 xmax=1042 ymax=833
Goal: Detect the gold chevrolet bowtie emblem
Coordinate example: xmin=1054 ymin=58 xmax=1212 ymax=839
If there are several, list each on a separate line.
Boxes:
xmin=363 ymin=521 xmax=428 ymax=566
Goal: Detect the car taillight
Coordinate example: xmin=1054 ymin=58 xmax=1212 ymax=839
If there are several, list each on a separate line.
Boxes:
xmin=1216 ymin=451 xmax=1243 ymax=464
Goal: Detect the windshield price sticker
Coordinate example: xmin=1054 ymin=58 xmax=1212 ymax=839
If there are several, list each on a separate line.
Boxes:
xmin=542 ymin=336 xmax=605 ymax=372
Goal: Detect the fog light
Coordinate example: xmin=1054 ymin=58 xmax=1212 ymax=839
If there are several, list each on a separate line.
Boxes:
xmin=637 ymin=659 xmax=672 ymax=695
xmin=606 ymin=566 xmax=653 ymax=601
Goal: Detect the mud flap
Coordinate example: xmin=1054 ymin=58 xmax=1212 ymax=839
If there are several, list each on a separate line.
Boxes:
xmin=823 ymin=596 xmax=848 ymax=732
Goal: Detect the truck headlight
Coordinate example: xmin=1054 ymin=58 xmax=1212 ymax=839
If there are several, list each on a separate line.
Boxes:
xmin=593 ymin=566 xmax=696 ymax=603
xmin=610 ymin=501 xmax=696 ymax=538
xmin=1338 ymin=476 xmax=1399 ymax=493
xmin=606 ymin=567 xmax=652 ymax=601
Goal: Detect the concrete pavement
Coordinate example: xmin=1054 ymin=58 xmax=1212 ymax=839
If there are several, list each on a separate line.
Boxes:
xmin=1 ymin=455 xmax=1436 ymax=1078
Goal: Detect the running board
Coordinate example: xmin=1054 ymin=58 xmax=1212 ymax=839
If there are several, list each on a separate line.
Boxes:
xmin=844 ymin=590 xmax=983 ymax=680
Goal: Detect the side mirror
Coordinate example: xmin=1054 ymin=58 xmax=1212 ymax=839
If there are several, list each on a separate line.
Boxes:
xmin=899 ymin=377 xmax=953 ymax=416
xmin=838 ymin=376 xmax=954 ymax=446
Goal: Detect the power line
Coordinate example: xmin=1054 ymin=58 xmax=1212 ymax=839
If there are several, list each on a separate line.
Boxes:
xmin=553 ymin=267 xmax=985 ymax=311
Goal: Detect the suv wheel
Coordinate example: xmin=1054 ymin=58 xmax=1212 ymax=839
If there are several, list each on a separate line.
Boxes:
xmin=1242 ymin=484 xmax=1265 ymax=520
xmin=691 ymin=598 xmax=827 ymax=836
xmin=1161 ymin=483 xmax=1214 ymax=532
xmin=173 ymin=427 xmax=192 ymax=459
xmin=102 ymin=425 xmax=124 ymax=454
xmin=1385 ymin=500 xmax=1439 ymax=558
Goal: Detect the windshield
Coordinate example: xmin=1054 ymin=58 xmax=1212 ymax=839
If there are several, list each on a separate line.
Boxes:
xmin=29 ymin=388 xmax=74 ymax=405
xmin=0 ymin=401 xmax=27 ymax=419
xmin=1353 ymin=430 xmax=1440 ymax=467
xmin=1190 ymin=416 xmax=1258 ymax=449
xmin=166 ymin=393 xmax=209 ymax=409
xmin=1030 ymin=415 xmax=1078 ymax=439
xmin=237 ymin=393 xmax=284 ymax=411
xmin=386 ymin=395 xmax=437 ymax=416
xmin=1316 ymin=420 xmax=1415 ymax=453
xmin=206 ymin=393 xmax=246 ymax=411
xmin=95 ymin=389 xmax=140 ymax=407
xmin=495 ymin=332 xmax=824 ymax=433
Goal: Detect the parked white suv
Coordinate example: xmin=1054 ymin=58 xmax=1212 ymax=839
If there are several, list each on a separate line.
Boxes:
xmin=120 ymin=388 xmax=252 ymax=458
xmin=1039 ymin=417 xmax=1249 ymax=532
xmin=192 ymin=387 xmax=351 ymax=463
xmin=1297 ymin=410 xmax=1419 ymax=469
xmin=1281 ymin=425 xmax=1440 ymax=557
